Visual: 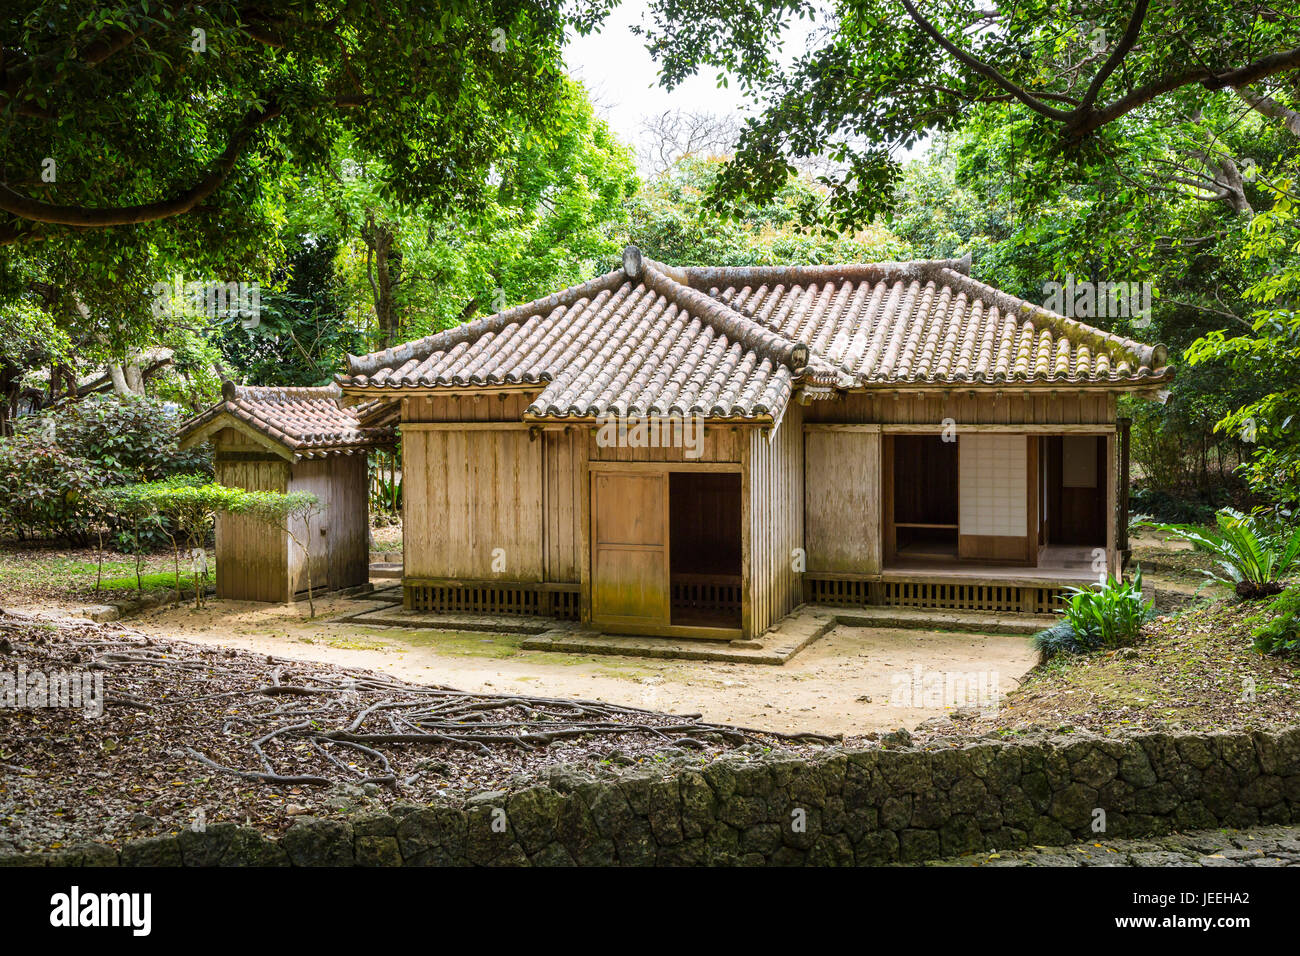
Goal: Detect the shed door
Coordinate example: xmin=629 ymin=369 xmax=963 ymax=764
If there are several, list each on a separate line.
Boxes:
xmin=289 ymin=460 xmax=333 ymax=595
xmin=591 ymin=472 xmax=669 ymax=631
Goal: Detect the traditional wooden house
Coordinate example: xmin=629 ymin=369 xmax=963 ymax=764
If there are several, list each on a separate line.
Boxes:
xmin=177 ymin=383 xmax=395 ymax=602
xmin=335 ymin=247 xmax=1171 ymax=641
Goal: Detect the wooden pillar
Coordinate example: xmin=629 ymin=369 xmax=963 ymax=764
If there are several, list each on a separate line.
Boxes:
xmin=1117 ymin=415 xmax=1132 ymax=570
xmin=1106 ymin=432 xmax=1117 ymax=580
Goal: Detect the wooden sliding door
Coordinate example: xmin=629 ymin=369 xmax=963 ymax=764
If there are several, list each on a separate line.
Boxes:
xmin=591 ymin=471 xmax=670 ymax=631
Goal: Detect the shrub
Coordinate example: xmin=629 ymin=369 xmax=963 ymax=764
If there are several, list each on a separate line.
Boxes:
xmin=0 ymin=394 xmax=211 ymax=544
xmin=1032 ymin=619 xmax=1094 ymax=661
xmin=1034 ymin=570 xmax=1154 ymax=660
xmin=1248 ymin=587 xmax=1300 ymax=657
xmin=23 ymin=393 xmax=211 ymax=484
xmin=0 ymin=437 xmax=103 ymax=540
xmin=97 ymin=479 xmax=318 ymax=609
xmin=1128 ymin=487 xmax=1217 ymax=525
xmin=1138 ymin=508 xmax=1300 ymax=599
xmin=128 ymin=477 xmax=245 ymax=606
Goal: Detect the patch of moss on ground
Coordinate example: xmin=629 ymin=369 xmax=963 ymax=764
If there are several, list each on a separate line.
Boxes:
xmin=357 ymin=626 xmax=527 ymax=659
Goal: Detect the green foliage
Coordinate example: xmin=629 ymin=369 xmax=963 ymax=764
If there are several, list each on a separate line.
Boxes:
xmin=1139 ymin=509 xmax=1300 ymax=599
xmin=0 ymin=434 xmax=101 ymax=541
xmin=1186 ymin=179 xmax=1300 ymax=508
xmin=0 ymin=395 xmax=210 ymax=542
xmin=2 ymin=1 xmax=601 ymax=244
xmin=1126 ymin=492 xmax=1217 ymax=527
xmin=32 ymin=395 xmax=212 ymax=485
xmin=226 ymin=489 xmax=322 ymax=528
xmin=99 ymin=479 xmax=320 ymax=607
xmin=285 ymin=79 xmax=638 ymax=347
xmin=1044 ymin=570 xmax=1154 ymax=657
xmin=628 ymin=156 xmax=910 ymax=266
xmin=1248 ymin=587 xmax=1300 ymax=657
xmin=370 ymin=451 xmax=403 ymax=517
xmin=638 ymin=0 xmax=1300 ymax=228
xmin=216 ymin=235 xmax=362 ymax=386
xmin=1032 ymin=619 xmax=1095 ymax=662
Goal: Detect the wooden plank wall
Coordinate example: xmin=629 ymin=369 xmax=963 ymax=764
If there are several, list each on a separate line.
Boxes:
xmin=542 ymin=428 xmax=584 ymax=584
xmin=804 ymin=428 xmax=882 ymax=573
xmin=213 ymin=449 xmax=289 ymax=602
xmin=402 ymin=392 xmax=536 ymax=423
xmin=402 ymin=428 xmax=544 ymax=581
xmin=743 ymin=404 xmax=804 ymax=638
xmin=803 ymin=391 xmax=1117 ymax=425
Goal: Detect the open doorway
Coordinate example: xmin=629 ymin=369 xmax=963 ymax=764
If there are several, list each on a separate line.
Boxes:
xmin=669 ymin=472 xmax=742 ymax=628
xmin=1040 ymin=435 xmax=1106 ymax=558
xmin=890 ymin=435 xmax=959 ymax=560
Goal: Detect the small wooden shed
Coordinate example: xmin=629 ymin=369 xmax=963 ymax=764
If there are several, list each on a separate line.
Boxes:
xmin=177 ymin=383 xmax=395 ymax=602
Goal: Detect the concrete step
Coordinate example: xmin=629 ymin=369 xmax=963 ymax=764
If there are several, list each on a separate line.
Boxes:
xmin=807 ymin=603 xmax=1054 ymax=636
xmin=521 ymin=612 xmax=836 ymax=665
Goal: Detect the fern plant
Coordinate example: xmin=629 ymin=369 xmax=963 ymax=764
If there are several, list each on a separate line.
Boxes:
xmin=1139 ymin=509 xmax=1300 ymax=599
xmin=1248 ymin=587 xmax=1300 ymax=656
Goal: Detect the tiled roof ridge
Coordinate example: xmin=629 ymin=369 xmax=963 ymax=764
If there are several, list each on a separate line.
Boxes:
xmin=637 ymin=255 xmax=825 ymax=381
xmin=937 ymin=268 xmax=1169 ymax=373
xmin=639 ymin=252 xmax=977 ymax=387
xmin=222 ymin=382 xmax=342 ymax=403
xmin=668 ymin=254 xmax=973 ymax=292
xmin=178 ymin=381 xmax=395 ymax=455
xmin=342 ymin=268 xmax=627 ymax=380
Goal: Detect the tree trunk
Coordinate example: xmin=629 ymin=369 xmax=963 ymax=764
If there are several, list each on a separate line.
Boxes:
xmin=363 ymin=211 xmax=400 ymax=349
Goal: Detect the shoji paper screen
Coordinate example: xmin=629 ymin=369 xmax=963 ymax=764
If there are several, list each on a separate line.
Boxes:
xmin=958 ymin=435 xmax=1027 ymax=537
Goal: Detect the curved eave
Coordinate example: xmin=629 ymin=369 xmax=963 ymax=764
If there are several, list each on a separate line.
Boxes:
xmin=336 ymin=380 xmax=542 ymax=396
xmin=519 ymin=412 xmax=776 ymax=426
xmin=841 ymin=367 xmax=1175 ymax=391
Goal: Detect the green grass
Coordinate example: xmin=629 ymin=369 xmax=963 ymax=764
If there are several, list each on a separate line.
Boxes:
xmin=96 ymin=570 xmax=210 ymax=594
xmin=0 ymin=543 xmax=215 ymax=604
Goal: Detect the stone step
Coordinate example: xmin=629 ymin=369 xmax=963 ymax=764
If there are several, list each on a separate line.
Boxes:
xmin=807 ymin=604 xmax=1054 ymax=636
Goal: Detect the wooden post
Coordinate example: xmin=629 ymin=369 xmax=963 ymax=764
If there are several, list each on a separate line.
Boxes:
xmin=1117 ymin=414 xmax=1132 ymax=570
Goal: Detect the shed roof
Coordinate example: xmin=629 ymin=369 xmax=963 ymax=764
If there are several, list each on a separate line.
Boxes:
xmin=177 ymin=383 xmax=396 ymax=460
xmin=338 ymin=248 xmax=1171 ymax=422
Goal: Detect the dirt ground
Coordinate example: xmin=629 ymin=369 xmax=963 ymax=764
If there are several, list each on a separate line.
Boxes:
xmin=85 ymin=588 xmax=1038 ymax=737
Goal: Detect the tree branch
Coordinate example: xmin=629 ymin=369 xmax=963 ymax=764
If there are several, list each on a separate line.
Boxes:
xmin=0 ymin=103 xmax=283 ymax=227
xmin=898 ymin=0 xmax=1072 ymax=121
xmin=1079 ymin=0 xmax=1150 ymax=110
xmin=1233 ymin=84 xmax=1300 ymax=136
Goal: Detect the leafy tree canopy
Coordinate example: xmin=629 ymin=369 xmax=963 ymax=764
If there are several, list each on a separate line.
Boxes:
xmin=2 ymin=0 xmax=611 ymax=244
xmin=628 ymin=155 xmax=910 ymax=265
xmin=637 ymin=0 xmax=1300 ymax=227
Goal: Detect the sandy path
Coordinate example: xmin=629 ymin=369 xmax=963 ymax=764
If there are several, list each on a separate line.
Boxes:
xmin=110 ymin=592 xmax=1037 ymax=737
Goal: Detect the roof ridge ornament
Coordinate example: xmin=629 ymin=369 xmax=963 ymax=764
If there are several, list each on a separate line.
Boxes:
xmin=622 ymin=244 xmax=643 ymax=279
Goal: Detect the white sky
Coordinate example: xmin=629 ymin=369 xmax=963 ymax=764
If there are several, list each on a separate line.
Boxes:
xmin=563 ymin=1 xmax=823 ymax=167
xmin=564 ymin=2 xmax=930 ymax=171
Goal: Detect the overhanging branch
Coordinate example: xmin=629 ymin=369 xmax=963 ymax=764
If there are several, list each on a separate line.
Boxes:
xmin=0 ymin=102 xmax=283 ymax=227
